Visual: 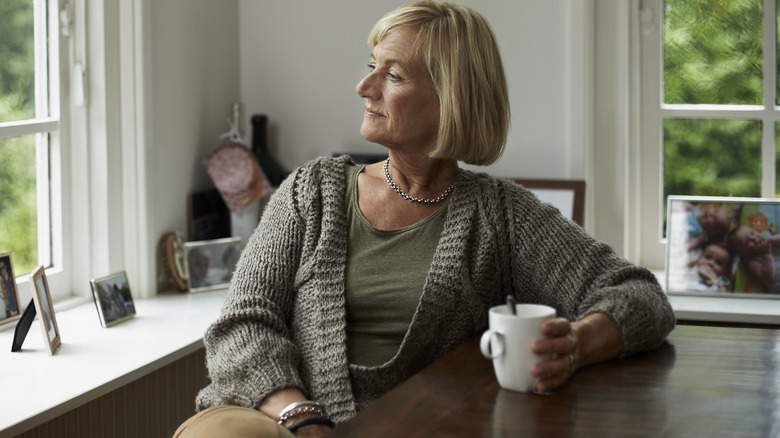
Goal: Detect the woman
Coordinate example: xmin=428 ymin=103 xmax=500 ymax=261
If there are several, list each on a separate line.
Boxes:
xmin=175 ymin=1 xmax=676 ymax=437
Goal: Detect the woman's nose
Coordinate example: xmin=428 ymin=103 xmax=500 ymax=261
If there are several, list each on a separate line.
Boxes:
xmin=356 ymin=73 xmax=377 ymax=99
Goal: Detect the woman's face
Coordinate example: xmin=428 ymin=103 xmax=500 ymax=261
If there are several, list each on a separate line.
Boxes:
xmin=356 ymin=28 xmax=440 ymax=153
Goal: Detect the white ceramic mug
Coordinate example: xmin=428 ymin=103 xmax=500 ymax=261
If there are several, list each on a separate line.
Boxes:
xmin=479 ymin=303 xmax=556 ymax=392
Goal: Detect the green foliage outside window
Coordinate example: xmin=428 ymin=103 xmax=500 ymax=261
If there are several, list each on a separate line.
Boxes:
xmin=0 ymin=0 xmax=35 ymax=121
xmin=664 ymin=0 xmax=763 ymax=106
xmin=0 ymin=0 xmax=38 ymax=274
xmin=663 ymin=0 xmax=765 ymax=201
xmin=663 ymin=119 xmax=761 ymax=197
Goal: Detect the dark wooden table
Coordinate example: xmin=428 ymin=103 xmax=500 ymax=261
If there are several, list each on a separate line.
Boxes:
xmin=331 ymin=324 xmax=780 ymax=437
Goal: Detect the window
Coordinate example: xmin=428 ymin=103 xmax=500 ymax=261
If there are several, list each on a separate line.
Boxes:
xmin=637 ymin=0 xmax=779 ymax=267
xmin=0 ymin=0 xmax=156 ymax=305
xmin=0 ymin=0 xmax=66 ymax=297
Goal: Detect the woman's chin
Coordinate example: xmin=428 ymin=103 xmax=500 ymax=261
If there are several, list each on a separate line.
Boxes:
xmin=359 ymin=132 xmax=385 ymax=147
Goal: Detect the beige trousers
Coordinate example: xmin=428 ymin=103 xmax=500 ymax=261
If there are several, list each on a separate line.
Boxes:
xmin=173 ymin=405 xmax=295 ymax=438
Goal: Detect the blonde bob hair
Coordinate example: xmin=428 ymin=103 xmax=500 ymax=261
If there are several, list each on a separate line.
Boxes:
xmin=368 ymin=0 xmax=510 ymax=165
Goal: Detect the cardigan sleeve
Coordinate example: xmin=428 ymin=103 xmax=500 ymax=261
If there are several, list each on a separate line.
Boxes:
xmin=503 ymin=180 xmax=676 ymax=357
xmin=195 ymin=166 xmax=309 ymax=411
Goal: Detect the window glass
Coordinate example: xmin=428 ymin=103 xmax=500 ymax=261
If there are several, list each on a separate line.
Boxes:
xmin=661 ymin=0 xmax=768 ymax=230
xmin=0 ymin=0 xmax=35 ymax=122
xmin=664 ymin=118 xmax=761 ymax=200
xmin=0 ymin=135 xmax=38 ymax=273
xmin=0 ymin=0 xmax=52 ymax=278
xmin=664 ymin=0 xmax=762 ymax=105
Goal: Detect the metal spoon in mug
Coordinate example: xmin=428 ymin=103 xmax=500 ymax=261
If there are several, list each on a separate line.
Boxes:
xmin=506 ymin=294 xmax=517 ymax=315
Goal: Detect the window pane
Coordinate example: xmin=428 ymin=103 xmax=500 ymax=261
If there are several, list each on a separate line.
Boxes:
xmin=664 ymin=118 xmax=761 ymax=199
xmin=0 ymin=0 xmax=35 ymax=122
xmin=664 ymin=0 xmax=763 ymax=105
xmin=0 ymin=135 xmax=38 ymax=274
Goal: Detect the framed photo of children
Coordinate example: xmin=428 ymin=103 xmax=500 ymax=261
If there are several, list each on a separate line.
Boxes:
xmin=666 ymin=195 xmax=780 ymax=298
xmin=0 ymin=252 xmax=22 ymax=324
xmin=30 ymin=265 xmax=62 ymax=355
xmin=90 ymin=271 xmax=137 ymax=327
xmin=184 ymin=237 xmax=242 ymax=293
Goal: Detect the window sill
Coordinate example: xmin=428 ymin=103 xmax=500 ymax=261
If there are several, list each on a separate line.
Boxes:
xmin=0 ymin=288 xmax=227 ymax=436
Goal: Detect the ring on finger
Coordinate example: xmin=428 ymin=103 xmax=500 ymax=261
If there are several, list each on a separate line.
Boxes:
xmin=567 ymin=354 xmax=576 ymax=370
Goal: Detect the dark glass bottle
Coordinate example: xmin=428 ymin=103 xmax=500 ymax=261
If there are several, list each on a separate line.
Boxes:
xmin=250 ymin=114 xmax=289 ymax=187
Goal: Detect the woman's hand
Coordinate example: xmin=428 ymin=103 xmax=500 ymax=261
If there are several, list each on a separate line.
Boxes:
xmin=530 ymin=318 xmax=578 ymax=392
xmin=530 ymin=313 xmax=622 ymax=393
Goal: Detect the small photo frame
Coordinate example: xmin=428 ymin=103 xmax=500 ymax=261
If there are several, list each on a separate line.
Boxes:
xmin=30 ymin=266 xmax=61 ymax=355
xmin=513 ymin=179 xmax=586 ymax=226
xmin=184 ymin=236 xmax=242 ymax=292
xmin=90 ymin=271 xmax=136 ymax=327
xmin=0 ymin=252 xmax=22 ymax=324
xmin=666 ymin=195 xmax=780 ymax=298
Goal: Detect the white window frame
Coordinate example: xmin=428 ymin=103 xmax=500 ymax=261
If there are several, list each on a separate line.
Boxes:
xmin=2 ymin=0 xmax=153 ymax=306
xmin=0 ymin=0 xmax=72 ymax=301
xmin=629 ymin=0 xmax=779 ymax=270
xmin=591 ymin=1 xmax=637 ymax=266
xmin=63 ymin=0 xmax=153 ymax=302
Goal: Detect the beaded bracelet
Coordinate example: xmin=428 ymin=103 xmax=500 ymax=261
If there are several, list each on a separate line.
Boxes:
xmin=277 ymin=400 xmax=326 ymax=425
xmin=286 ymin=417 xmax=336 ymax=433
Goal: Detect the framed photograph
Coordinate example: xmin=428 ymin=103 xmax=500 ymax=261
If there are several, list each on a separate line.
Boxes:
xmin=90 ymin=271 xmax=136 ymax=327
xmin=30 ymin=266 xmax=61 ymax=355
xmin=513 ymin=179 xmax=586 ymax=226
xmin=184 ymin=236 xmax=242 ymax=292
xmin=0 ymin=252 xmax=22 ymax=324
xmin=666 ymin=195 xmax=780 ymax=298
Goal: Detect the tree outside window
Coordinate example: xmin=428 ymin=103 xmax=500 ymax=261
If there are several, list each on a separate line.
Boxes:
xmin=662 ymin=0 xmax=766 ymax=204
xmin=0 ymin=0 xmax=38 ymax=274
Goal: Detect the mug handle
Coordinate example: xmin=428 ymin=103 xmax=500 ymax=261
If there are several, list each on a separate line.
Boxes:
xmin=479 ymin=330 xmax=505 ymax=359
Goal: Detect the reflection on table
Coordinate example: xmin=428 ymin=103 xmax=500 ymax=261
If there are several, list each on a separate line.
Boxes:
xmin=332 ymin=324 xmax=780 ymax=437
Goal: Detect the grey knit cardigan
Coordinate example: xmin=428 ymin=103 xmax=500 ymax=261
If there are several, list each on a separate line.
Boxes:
xmin=195 ymin=155 xmax=676 ymax=423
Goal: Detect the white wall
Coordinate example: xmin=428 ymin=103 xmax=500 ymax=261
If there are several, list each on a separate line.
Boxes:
xmin=146 ymin=0 xmax=241 ymax=291
xmin=238 ymin=0 xmax=590 ymax=181
xmin=149 ymin=0 xmax=241 ymax=227
xmin=143 ymin=1 xmax=597 ymax=292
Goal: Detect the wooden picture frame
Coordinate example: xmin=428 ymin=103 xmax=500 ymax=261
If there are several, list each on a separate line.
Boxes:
xmin=30 ymin=266 xmax=61 ymax=355
xmin=0 ymin=251 xmax=22 ymax=325
xmin=184 ymin=237 xmax=242 ymax=292
xmin=666 ymin=195 xmax=780 ymax=298
xmin=513 ymin=179 xmax=586 ymax=226
xmin=90 ymin=271 xmax=136 ymax=327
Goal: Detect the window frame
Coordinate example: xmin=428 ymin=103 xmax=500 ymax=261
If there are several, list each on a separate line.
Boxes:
xmin=1 ymin=0 xmax=154 ymax=305
xmin=621 ymin=0 xmax=780 ymax=269
xmin=0 ymin=0 xmax=71 ymax=301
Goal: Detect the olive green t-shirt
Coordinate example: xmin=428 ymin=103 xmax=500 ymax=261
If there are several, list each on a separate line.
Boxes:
xmin=344 ymin=164 xmax=448 ymax=367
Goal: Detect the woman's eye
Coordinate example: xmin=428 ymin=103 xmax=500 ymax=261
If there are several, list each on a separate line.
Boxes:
xmin=366 ymin=63 xmax=401 ymax=82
